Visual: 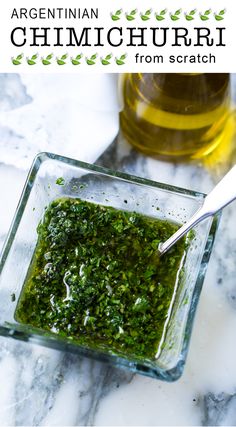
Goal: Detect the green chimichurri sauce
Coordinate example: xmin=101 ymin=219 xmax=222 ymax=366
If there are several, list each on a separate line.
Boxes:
xmin=15 ymin=198 xmax=187 ymax=360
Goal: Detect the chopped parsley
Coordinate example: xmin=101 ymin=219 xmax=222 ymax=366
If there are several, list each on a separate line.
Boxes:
xmin=15 ymin=198 xmax=186 ymax=360
xmin=55 ymin=177 xmax=65 ymax=186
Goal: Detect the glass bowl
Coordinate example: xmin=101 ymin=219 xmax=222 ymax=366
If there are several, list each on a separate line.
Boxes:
xmin=0 ymin=152 xmax=220 ymax=381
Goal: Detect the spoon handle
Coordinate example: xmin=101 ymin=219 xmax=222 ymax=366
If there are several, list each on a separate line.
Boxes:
xmin=203 ymin=165 xmax=236 ymax=214
xmin=159 ymin=165 xmax=236 ymax=256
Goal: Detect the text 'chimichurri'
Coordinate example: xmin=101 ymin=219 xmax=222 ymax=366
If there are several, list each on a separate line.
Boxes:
xmin=15 ymin=198 xmax=186 ymax=359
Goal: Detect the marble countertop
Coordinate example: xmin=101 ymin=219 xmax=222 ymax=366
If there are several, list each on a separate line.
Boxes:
xmin=0 ymin=74 xmax=236 ymax=426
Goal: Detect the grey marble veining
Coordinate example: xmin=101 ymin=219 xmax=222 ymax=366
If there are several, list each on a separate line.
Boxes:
xmin=0 ymin=73 xmax=236 ymax=426
xmin=201 ymin=392 xmax=236 ymax=426
xmin=0 ymin=337 xmax=134 ymax=426
xmin=0 ymin=74 xmax=32 ymax=112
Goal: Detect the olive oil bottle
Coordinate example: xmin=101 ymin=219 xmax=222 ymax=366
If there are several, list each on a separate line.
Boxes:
xmin=120 ymin=73 xmax=231 ymax=161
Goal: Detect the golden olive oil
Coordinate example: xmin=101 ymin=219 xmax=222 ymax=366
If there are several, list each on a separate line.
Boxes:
xmin=120 ymin=73 xmax=231 ymax=161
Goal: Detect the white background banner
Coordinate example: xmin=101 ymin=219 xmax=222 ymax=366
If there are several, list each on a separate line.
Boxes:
xmin=0 ymin=0 xmax=235 ymax=72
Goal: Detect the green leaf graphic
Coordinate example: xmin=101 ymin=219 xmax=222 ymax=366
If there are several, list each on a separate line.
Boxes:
xmin=91 ymin=54 xmax=97 ymax=60
xmin=111 ymin=9 xmax=122 ymax=21
xmin=105 ymin=53 xmax=112 ymax=60
xmin=175 ymin=9 xmax=182 ymax=15
xmin=42 ymin=59 xmax=51 ymax=65
xmin=57 ymin=59 xmax=66 ymax=65
xmin=71 ymin=59 xmax=80 ymax=65
xmin=185 ymin=15 xmax=194 ymax=20
xmin=12 ymin=59 xmax=21 ymax=65
xmin=61 ymin=54 xmax=68 ymax=60
xmin=160 ymin=9 xmax=167 ymax=15
xmin=116 ymin=53 xmax=126 ymax=65
xmin=205 ymin=9 xmax=211 ymax=15
xmin=111 ymin=15 xmax=120 ymax=21
xmin=86 ymin=59 xmax=95 ymax=65
xmin=76 ymin=54 xmax=83 ymax=60
xmin=46 ymin=54 xmax=53 ymax=60
xmin=141 ymin=15 xmax=150 ymax=21
xmin=170 ymin=14 xmax=180 ymax=21
xmin=200 ymin=15 xmax=209 ymax=20
xmin=101 ymin=59 xmax=110 ymax=65
xmin=126 ymin=15 xmax=135 ymax=21
xmin=31 ymin=54 xmax=38 ymax=60
xmin=130 ymin=9 xmax=137 ymax=15
xmin=155 ymin=14 xmax=165 ymax=21
xmin=12 ymin=53 xmax=23 ymax=65
xmin=219 ymin=9 xmax=225 ymax=14
xmin=116 ymin=59 xmax=125 ymax=65
xmin=215 ymin=14 xmax=224 ymax=20
xmin=27 ymin=59 xmax=36 ymax=65
xmin=190 ymin=9 xmax=196 ymax=15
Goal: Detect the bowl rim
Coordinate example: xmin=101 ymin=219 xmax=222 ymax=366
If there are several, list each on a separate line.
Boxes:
xmin=37 ymin=151 xmax=207 ymax=196
xmin=0 ymin=151 xmax=221 ymax=381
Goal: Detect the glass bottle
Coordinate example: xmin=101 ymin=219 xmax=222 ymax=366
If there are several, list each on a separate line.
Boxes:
xmin=120 ymin=73 xmax=231 ymax=161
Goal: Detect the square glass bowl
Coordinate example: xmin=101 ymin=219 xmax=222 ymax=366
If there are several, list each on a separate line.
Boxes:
xmin=0 ymin=152 xmax=220 ymax=381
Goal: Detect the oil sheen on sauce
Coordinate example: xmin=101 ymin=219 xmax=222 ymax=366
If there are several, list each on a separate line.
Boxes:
xmin=15 ymin=197 xmax=187 ymax=360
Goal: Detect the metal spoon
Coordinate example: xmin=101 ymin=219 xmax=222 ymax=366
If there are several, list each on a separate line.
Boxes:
xmin=158 ymin=165 xmax=236 ymax=256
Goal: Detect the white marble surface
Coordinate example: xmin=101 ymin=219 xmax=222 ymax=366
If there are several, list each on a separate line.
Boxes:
xmin=0 ymin=74 xmax=236 ymax=426
xmin=0 ymin=74 xmax=120 ymax=169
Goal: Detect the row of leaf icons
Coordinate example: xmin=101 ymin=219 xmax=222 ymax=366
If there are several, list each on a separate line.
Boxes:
xmin=12 ymin=53 xmax=127 ymax=66
xmin=111 ymin=8 xmax=225 ymax=21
